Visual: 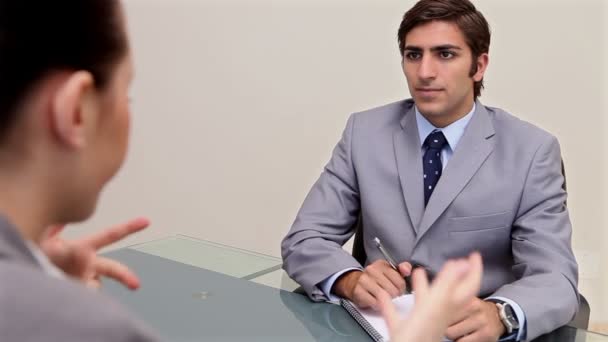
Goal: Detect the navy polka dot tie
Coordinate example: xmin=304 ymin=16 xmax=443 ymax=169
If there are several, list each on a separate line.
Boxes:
xmin=423 ymin=130 xmax=448 ymax=206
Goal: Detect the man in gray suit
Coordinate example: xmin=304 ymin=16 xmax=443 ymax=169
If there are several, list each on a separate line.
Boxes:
xmin=281 ymin=0 xmax=578 ymax=341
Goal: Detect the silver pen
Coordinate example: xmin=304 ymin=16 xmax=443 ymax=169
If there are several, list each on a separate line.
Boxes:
xmin=373 ymin=237 xmax=399 ymax=270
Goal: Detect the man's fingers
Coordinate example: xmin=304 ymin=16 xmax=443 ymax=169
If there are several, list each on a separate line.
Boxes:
xmin=365 ymin=261 xmax=404 ymax=298
xmin=94 ymin=257 xmax=140 ymax=290
xmin=80 ymin=217 xmax=150 ymax=250
xmin=381 ymin=268 xmax=407 ymax=296
xmin=353 ymin=286 xmax=380 ymax=310
xmin=454 ymin=330 xmax=483 ymax=342
xmin=359 ymin=275 xmax=390 ymax=310
xmin=447 ymin=300 xmax=476 ymax=327
xmin=398 ymin=261 xmax=412 ymax=277
xmin=445 ymin=315 xmax=479 ymax=341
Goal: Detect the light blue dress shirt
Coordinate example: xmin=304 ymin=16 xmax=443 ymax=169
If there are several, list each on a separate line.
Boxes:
xmin=318 ymin=103 xmax=526 ymax=341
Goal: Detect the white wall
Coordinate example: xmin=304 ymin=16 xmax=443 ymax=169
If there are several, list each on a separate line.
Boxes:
xmin=602 ymin=0 xmax=608 ymax=323
xmin=67 ymin=0 xmax=607 ymax=324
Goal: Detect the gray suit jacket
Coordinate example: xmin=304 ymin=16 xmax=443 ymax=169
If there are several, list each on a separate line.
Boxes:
xmin=281 ymin=99 xmax=579 ymax=340
xmin=0 ymin=215 xmax=160 ymax=342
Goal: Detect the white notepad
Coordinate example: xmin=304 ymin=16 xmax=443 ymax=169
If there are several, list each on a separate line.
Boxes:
xmin=341 ymin=294 xmax=450 ymax=342
xmin=341 ymin=294 xmax=415 ymax=342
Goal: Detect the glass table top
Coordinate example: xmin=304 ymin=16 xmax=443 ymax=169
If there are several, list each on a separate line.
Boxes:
xmin=127 ymin=234 xmax=283 ymax=279
xmin=113 ymin=235 xmax=608 ymax=341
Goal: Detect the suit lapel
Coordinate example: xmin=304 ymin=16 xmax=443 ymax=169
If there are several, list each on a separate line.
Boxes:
xmin=393 ymin=102 xmax=425 ymax=231
xmin=416 ymin=102 xmax=496 ymax=241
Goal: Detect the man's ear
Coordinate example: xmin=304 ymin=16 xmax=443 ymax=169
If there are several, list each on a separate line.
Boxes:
xmin=472 ymin=53 xmax=489 ymax=82
xmin=50 ymin=71 xmax=96 ymax=149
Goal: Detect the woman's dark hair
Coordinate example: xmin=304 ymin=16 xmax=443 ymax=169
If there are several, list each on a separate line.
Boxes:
xmin=397 ymin=0 xmax=491 ymax=99
xmin=0 ymin=0 xmax=128 ymax=138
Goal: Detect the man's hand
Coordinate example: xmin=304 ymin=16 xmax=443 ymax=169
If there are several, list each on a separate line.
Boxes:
xmin=40 ymin=217 xmax=150 ymax=290
xmin=332 ymin=260 xmax=412 ymax=309
xmin=379 ymin=252 xmax=483 ymax=342
xmin=446 ymin=297 xmax=505 ymax=342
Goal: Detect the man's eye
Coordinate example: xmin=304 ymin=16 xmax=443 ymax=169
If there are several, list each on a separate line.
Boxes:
xmin=439 ymin=51 xmax=455 ymax=59
xmin=406 ymin=52 xmax=422 ymax=60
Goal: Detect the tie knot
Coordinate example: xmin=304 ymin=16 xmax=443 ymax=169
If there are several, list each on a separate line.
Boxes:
xmin=424 ymin=130 xmax=448 ymax=150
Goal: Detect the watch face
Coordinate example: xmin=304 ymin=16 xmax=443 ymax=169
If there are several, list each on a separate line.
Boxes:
xmin=503 ymin=304 xmax=519 ymax=328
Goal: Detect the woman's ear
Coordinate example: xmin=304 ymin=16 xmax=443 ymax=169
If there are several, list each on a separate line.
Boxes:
xmin=50 ymin=71 xmax=96 ymax=149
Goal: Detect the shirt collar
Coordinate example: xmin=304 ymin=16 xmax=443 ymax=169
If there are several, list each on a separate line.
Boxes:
xmin=415 ymin=103 xmax=476 ymax=150
xmin=25 ymin=240 xmax=65 ymax=279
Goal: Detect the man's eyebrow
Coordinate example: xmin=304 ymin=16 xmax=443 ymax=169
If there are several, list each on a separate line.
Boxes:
xmin=403 ymin=44 xmax=463 ymax=52
xmin=403 ymin=45 xmax=422 ymax=52
xmin=430 ymin=44 xmax=462 ymax=52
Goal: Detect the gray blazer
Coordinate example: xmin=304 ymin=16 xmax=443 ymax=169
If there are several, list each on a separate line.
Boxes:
xmin=0 ymin=215 xmax=160 ymax=342
xmin=281 ymin=99 xmax=579 ymax=340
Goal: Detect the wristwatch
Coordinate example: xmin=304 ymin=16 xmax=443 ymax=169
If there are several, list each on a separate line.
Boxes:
xmin=494 ymin=302 xmax=520 ymax=335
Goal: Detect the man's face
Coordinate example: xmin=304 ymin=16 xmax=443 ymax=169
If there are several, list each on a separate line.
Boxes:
xmin=402 ymin=20 xmax=487 ymax=126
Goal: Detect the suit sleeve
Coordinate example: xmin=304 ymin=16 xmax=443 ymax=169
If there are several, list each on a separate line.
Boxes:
xmin=491 ymin=135 xmax=579 ymax=340
xmin=281 ymin=114 xmax=363 ymax=301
